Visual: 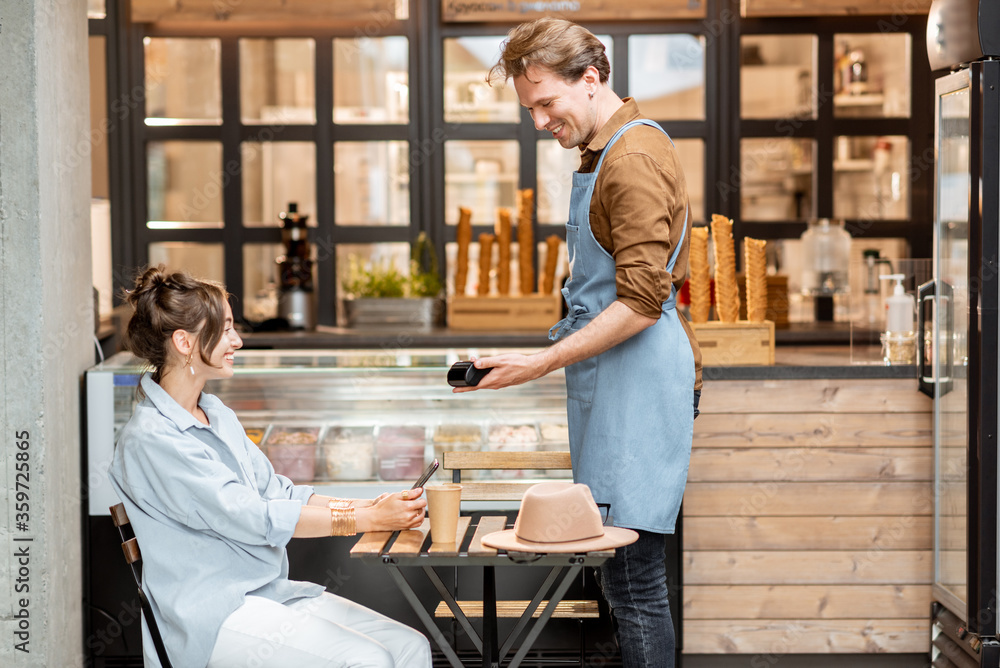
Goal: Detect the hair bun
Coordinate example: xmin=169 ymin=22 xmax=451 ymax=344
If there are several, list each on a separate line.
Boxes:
xmin=125 ymin=264 xmax=170 ymax=308
xmin=141 ymin=265 xmax=170 ymax=289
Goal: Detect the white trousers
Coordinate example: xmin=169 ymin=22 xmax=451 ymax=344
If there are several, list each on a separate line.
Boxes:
xmin=207 ymin=592 xmax=432 ymax=668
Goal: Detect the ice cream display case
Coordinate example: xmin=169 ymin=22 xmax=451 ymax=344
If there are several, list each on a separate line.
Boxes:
xmin=85 ymin=348 xmax=571 ymax=517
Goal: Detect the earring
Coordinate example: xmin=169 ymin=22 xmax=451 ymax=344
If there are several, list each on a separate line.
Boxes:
xmin=186 ymin=353 xmax=195 ymax=376
xmin=588 ymin=90 xmax=594 ymax=99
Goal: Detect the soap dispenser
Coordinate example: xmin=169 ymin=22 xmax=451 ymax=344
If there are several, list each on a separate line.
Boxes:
xmin=879 ymin=274 xmax=916 ymax=364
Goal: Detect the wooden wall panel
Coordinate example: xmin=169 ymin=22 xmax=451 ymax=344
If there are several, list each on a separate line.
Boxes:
xmin=132 ymin=0 xmax=403 ymax=23
xmin=442 ymin=0 xmax=706 ymax=23
xmin=939 ymin=517 xmax=967 ymax=550
xmin=741 ymin=0 xmax=932 ymax=17
xmin=685 ymin=516 xmax=932 ymax=550
xmin=684 ymin=376 xmax=933 ymax=655
xmin=684 ymin=585 xmax=931 ymax=619
xmin=939 ymin=483 xmax=968 ymax=516
xmin=689 ymin=447 xmax=932 ymax=482
xmin=938 ymin=550 xmax=966 ymax=585
xmin=698 ymin=379 xmax=931 ymax=414
xmin=685 ymin=550 xmax=932 ymax=585
xmin=684 ymin=619 xmax=929 ymax=654
xmin=693 ymin=412 xmax=932 ymax=448
xmin=684 ymin=482 xmax=933 ymax=516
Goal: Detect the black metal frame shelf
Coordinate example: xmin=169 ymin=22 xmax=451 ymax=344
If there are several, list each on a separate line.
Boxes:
xmin=733 ymin=7 xmax=935 ymax=258
xmin=96 ymin=0 xmax=935 ymax=327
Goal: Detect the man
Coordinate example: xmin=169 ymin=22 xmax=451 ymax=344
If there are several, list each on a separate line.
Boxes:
xmin=455 ymin=17 xmax=702 ymax=668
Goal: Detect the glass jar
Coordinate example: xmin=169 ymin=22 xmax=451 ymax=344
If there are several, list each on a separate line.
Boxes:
xmin=800 ymin=218 xmax=851 ymax=295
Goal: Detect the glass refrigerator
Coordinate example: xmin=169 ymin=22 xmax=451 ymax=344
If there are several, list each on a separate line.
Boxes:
xmin=923 ymin=1 xmax=1000 ymax=664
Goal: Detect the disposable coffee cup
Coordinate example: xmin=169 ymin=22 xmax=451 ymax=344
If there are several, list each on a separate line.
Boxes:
xmin=425 ymin=483 xmax=462 ymax=544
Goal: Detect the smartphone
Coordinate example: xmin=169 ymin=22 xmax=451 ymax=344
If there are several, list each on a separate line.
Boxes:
xmin=411 ymin=458 xmax=439 ymax=489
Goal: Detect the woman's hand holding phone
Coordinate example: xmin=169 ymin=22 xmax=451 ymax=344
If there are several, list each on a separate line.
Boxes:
xmin=355 ymin=460 xmax=437 ymax=532
xmin=356 ymin=489 xmax=426 ymax=532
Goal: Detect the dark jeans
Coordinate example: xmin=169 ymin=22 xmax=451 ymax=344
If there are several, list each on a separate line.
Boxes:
xmin=596 ymin=530 xmax=674 ymax=668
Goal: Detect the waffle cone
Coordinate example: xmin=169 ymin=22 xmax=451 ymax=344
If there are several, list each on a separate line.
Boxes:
xmin=455 ymin=207 xmax=473 ymax=295
xmin=496 ymin=208 xmax=512 ymax=295
xmin=517 ymin=189 xmax=535 ymax=295
xmin=478 ymin=233 xmax=495 ymax=296
xmin=711 ymin=215 xmax=740 ymax=322
xmin=541 ymin=235 xmax=561 ymax=294
xmin=744 ymin=238 xmax=768 ymax=322
xmin=688 ymin=226 xmax=711 ymax=323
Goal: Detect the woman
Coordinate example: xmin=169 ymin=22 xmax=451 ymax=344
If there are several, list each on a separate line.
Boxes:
xmin=108 ymin=265 xmax=432 ymax=668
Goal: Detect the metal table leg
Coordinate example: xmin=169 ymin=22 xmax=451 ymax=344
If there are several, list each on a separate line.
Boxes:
xmin=384 ymin=564 xmax=466 ymax=668
xmin=498 ymin=566 xmax=563 ymax=660
xmin=483 ymin=566 xmax=498 ymax=668
xmin=506 ymin=564 xmax=584 ymax=668
xmin=423 ymin=565 xmax=483 ymax=655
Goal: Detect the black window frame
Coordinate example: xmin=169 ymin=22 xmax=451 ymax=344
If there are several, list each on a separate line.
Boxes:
xmin=731 ymin=8 xmax=934 ymax=259
xmin=104 ymin=0 xmax=936 ymax=325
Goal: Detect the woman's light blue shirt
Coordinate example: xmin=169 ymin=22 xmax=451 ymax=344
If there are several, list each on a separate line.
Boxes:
xmin=108 ymin=374 xmax=324 ymax=668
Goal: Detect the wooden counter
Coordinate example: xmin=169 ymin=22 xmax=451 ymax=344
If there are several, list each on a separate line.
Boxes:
xmin=684 ymin=371 xmax=931 ymax=655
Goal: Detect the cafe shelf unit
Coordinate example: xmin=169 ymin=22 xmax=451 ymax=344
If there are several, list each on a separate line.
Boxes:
xmin=735 ymin=22 xmax=932 ymax=259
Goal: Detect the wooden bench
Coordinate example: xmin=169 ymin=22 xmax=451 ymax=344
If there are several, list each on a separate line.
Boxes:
xmin=434 ymin=599 xmax=600 ymax=619
xmin=438 ymin=449 xmax=604 ymax=662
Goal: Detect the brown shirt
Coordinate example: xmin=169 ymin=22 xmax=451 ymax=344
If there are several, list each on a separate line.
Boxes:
xmin=579 ymin=98 xmax=702 ymax=389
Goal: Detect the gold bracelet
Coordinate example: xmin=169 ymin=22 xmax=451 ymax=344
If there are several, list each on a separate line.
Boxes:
xmin=329 ymin=507 xmax=357 ymax=536
xmin=327 ymin=498 xmax=353 ymax=510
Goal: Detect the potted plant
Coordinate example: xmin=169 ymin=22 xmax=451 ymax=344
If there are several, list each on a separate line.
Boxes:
xmin=342 ymin=233 xmax=445 ymax=329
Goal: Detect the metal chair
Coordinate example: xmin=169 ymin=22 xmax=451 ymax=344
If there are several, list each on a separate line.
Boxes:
xmin=109 ymin=503 xmax=173 ymax=668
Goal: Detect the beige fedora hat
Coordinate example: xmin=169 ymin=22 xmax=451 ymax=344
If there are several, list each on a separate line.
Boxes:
xmin=482 ymin=482 xmax=638 ymax=553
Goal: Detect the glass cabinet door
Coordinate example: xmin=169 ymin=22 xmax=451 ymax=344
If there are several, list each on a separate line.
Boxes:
xmin=933 ymin=69 xmax=971 ymax=617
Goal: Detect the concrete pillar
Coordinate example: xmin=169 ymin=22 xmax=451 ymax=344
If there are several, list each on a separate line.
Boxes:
xmin=1 ymin=1 xmax=92 ymax=666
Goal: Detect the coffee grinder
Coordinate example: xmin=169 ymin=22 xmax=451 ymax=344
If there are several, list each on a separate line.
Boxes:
xmin=276 ymin=202 xmax=315 ymax=330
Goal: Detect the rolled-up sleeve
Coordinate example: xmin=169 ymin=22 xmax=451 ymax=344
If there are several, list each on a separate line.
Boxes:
xmin=597 ymin=151 xmax=679 ymax=319
xmin=262 ymin=496 xmax=304 ymax=546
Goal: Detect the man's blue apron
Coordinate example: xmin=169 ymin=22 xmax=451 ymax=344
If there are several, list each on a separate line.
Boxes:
xmin=549 ymin=119 xmax=695 ymax=534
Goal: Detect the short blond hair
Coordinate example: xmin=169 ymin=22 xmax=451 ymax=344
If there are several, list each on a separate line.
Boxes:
xmin=488 ymin=18 xmax=609 ymax=86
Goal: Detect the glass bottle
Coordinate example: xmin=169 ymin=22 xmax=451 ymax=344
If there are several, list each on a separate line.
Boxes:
xmin=847 ymin=48 xmax=868 ymax=95
xmin=801 ymin=218 xmax=851 ymax=296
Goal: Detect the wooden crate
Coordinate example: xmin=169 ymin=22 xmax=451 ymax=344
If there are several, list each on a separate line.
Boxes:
xmin=692 ymin=320 xmax=775 ymax=366
xmin=447 ymin=294 xmax=562 ymax=331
